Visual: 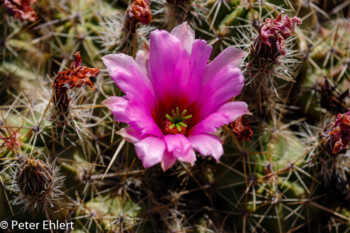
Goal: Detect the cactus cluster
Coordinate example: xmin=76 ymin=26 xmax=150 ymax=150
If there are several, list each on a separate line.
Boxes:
xmin=0 ymin=0 xmax=350 ymax=232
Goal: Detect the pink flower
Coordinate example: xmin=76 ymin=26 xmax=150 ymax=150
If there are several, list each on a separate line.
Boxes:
xmin=102 ymin=22 xmax=250 ymax=171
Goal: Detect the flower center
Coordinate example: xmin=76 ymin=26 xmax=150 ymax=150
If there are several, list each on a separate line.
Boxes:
xmin=161 ymin=107 xmax=192 ymax=135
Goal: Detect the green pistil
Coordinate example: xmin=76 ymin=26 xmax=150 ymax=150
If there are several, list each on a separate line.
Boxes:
xmin=165 ymin=107 xmax=192 ymax=132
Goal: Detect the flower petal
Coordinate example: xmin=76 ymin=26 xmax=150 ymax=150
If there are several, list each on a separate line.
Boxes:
xmin=195 ymin=66 xmax=244 ymax=120
xmin=102 ymin=54 xmax=155 ymax=106
xmin=102 ymin=96 xmax=129 ymax=123
xmin=190 ymin=101 xmax=250 ymax=135
xmin=188 ymin=134 xmax=223 ymax=161
xmin=118 ymin=127 xmax=143 ymax=143
xmin=161 ymin=150 xmax=177 ymax=171
xmin=149 ymin=29 xmax=190 ymax=107
xmin=170 ymin=22 xmax=195 ymax=55
xmin=134 ymin=137 xmax=165 ymax=168
xmin=185 ymin=39 xmax=212 ymax=105
xmin=164 ymin=134 xmax=196 ymax=165
xmin=126 ymin=101 xmax=163 ymax=137
xmin=203 ymin=46 xmax=246 ymax=85
xmin=135 ymin=43 xmax=150 ymax=76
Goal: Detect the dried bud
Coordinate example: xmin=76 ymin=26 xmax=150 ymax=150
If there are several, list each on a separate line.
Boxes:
xmin=16 ymin=158 xmax=53 ymax=200
xmin=251 ymin=12 xmax=302 ymax=63
xmin=126 ymin=0 xmax=152 ymax=26
xmin=229 ymin=116 xmax=253 ymax=142
xmin=8 ymin=156 xmax=63 ymax=209
xmin=53 ymin=51 xmax=100 ymax=122
xmin=3 ymin=0 xmax=38 ymax=22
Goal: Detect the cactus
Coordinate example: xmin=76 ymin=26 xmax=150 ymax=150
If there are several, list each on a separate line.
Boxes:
xmin=0 ymin=0 xmax=350 ymax=232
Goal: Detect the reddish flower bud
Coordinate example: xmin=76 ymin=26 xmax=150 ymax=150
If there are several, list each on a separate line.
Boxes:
xmin=251 ymin=12 xmax=302 ymax=63
xmin=126 ymin=0 xmax=152 ymax=26
xmin=327 ymin=111 xmax=350 ymax=154
xmin=3 ymin=0 xmax=38 ymax=22
xmin=133 ymin=0 xmax=152 ymax=25
xmin=229 ymin=116 xmax=253 ymax=142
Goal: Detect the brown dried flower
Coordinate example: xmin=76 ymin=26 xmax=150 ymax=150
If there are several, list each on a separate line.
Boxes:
xmin=229 ymin=116 xmax=253 ymax=142
xmin=53 ymin=51 xmax=99 ymax=122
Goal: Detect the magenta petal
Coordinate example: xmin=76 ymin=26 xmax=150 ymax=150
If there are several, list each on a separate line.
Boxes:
xmin=134 ymin=137 xmax=165 ymax=168
xmin=102 ymin=96 xmax=129 ymax=123
xmin=149 ymin=29 xmax=190 ymax=106
xmin=203 ymin=46 xmax=246 ymax=85
xmin=191 ymin=101 xmax=250 ymax=135
xmin=135 ymin=44 xmax=150 ymax=76
xmin=170 ymin=22 xmax=195 ymax=55
xmin=195 ymin=66 xmax=244 ymax=120
xmin=164 ymin=134 xmax=196 ymax=165
xmin=161 ymin=150 xmax=177 ymax=171
xmin=185 ymin=39 xmax=212 ymax=105
xmin=118 ymin=127 xmax=143 ymax=143
xmin=102 ymin=54 xmax=155 ymax=106
xmin=177 ymin=148 xmax=196 ymax=165
xmin=188 ymin=134 xmax=223 ymax=161
xmin=126 ymin=101 xmax=163 ymax=137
